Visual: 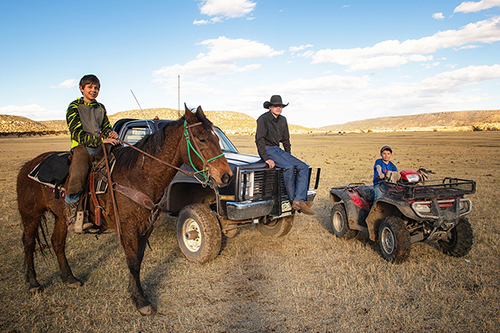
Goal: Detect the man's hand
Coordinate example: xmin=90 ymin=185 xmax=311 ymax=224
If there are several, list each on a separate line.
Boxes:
xmin=266 ymin=159 xmax=275 ymax=168
xmin=108 ymin=131 xmax=118 ymax=139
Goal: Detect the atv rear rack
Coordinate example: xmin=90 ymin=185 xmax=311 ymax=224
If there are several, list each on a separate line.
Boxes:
xmin=383 ymin=178 xmax=476 ymax=200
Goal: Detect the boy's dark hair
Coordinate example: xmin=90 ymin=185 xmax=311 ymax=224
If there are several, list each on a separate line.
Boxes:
xmin=79 ymin=74 xmax=100 ymax=89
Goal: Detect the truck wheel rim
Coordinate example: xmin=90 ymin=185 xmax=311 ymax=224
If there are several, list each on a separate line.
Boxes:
xmin=333 ymin=211 xmax=344 ymax=232
xmin=183 ymin=218 xmax=201 ymax=252
xmin=381 ymin=227 xmax=395 ymax=254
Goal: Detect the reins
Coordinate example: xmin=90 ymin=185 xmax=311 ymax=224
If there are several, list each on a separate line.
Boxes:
xmin=114 ymin=120 xmax=224 ymax=187
xmin=98 ymin=119 xmax=225 ymax=242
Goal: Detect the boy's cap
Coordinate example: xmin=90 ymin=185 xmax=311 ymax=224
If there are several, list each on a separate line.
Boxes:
xmin=380 ymin=145 xmax=392 ymax=153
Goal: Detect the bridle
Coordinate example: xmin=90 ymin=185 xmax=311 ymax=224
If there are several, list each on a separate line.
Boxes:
xmin=183 ymin=120 xmax=225 ymax=185
xmin=100 ymin=119 xmax=226 ymax=244
xmin=115 ymin=120 xmax=225 ymax=187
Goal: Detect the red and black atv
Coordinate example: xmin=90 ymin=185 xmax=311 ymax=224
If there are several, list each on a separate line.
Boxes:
xmin=329 ymin=169 xmax=476 ymax=263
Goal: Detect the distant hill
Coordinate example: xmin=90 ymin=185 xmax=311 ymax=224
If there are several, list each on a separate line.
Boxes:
xmin=320 ymin=110 xmax=500 ymax=132
xmin=108 ymin=108 xmax=311 ymax=134
xmin=1 ymin=109 xmax=499 ymax=135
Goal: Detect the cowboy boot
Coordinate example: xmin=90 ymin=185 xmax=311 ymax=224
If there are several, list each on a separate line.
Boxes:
xmin=65 ymin=201 xmax=79 ymax=231
xmin=292 ymin=200 xmax=315 ymax=215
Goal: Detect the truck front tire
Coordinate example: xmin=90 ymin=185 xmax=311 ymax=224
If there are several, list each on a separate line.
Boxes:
xmin=256 ymin=216 xmax=294 ymax=238
xmin=177 ymin=204 xmax=222 ymax=264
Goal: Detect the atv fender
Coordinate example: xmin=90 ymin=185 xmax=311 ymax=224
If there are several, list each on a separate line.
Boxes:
xmin=365 ymin=195 xmax=420 ymax=241
xmin=330 ymin=190 xmax=369 ymax=232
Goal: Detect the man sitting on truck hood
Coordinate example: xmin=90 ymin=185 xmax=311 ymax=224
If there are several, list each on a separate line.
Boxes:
xmin=255 ymin=95 xmax=315 ymax=215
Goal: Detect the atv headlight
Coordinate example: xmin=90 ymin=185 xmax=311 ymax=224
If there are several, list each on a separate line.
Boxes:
xmin=240 ymin=171 xmax=254 ymax=200
xmin=414 ymin=204 xmax=431 ymax=214
xmin=405 ymin=174 xmax=420 ymax=183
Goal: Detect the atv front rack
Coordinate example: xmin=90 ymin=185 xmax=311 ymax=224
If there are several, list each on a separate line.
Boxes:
xmin=383 ymin=178 xmax=476 ymax=200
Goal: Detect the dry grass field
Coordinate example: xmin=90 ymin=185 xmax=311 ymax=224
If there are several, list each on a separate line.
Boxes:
xmin=1 ymin=131 xmax=499 ymax=332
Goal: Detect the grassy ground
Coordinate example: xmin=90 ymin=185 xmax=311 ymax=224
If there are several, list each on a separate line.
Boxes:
xmin=0 ymin=131 xmax=499 ymax=332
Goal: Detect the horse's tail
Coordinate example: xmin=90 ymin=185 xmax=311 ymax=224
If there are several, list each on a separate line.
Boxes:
xmin=36 ymin=214 xmax=52 ymax=256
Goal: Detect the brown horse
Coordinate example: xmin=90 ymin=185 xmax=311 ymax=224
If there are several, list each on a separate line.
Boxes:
xmin=16 ymin=106 xmax=232 ymax=315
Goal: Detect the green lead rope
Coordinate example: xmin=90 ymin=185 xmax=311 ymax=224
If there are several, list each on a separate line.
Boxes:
xmin=183 ymin=120 xmax=225 ymax=182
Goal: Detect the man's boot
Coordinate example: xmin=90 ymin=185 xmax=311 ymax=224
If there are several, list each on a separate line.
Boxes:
xmin=292 ymin=200 xmax=315 ymax=215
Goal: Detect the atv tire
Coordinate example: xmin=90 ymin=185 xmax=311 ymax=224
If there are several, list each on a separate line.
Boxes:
xmin=378 ymin=216 xmax=411 ymax=264
xmin=177 ymin=204 xmax=222 ymax=264
xmin=438 ymin=217 xmax=473 ymax=257
xmin=330 ymin=204 xmax=357 ymax=240
xmin=257 ymin=216 xmax=294 ymax=238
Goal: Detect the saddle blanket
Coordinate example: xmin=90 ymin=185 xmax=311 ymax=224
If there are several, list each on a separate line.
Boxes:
xmin=28 ymin=152 xmax=70 ymax=190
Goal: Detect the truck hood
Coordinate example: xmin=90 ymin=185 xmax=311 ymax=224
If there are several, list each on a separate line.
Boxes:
xmin=224 ymin=152 xmax=267 ymax=168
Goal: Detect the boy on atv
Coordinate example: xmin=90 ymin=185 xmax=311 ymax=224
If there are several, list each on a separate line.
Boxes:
xmin=373 ymin=145 xmax=398 ymax=199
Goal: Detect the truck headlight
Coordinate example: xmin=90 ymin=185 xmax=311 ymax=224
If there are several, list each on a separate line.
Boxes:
xmin=240 ymin=171 xmax=254 ymax=199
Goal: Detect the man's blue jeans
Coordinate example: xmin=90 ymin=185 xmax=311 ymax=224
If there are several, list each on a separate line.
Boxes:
xmin=264 ymin=146 xmax=309 ymax=202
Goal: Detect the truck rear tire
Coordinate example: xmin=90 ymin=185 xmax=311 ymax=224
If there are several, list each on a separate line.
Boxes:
xmin=378 ymin=216 xmax=411 ymax=264
xmin=438 ymin=217 xmax=473 ymax=257
xmin=177 ymin=204 xmax=222 ymax=264
xmin=257 ymin=216 xmax=294 ymax=238
xmin=330 ymin=204 xmax=357 ymax=240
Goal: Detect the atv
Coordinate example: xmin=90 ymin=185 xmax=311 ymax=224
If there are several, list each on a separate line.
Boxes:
xmin=329 ymin=169 xmax=476 ymax=263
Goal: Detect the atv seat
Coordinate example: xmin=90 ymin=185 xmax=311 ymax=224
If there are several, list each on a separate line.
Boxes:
xmin=357 ymin=185 xmax=374 ymax=203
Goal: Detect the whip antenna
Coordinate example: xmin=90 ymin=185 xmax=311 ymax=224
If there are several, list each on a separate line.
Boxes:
xmin=130 ymin=89 xmax=152 ymax=133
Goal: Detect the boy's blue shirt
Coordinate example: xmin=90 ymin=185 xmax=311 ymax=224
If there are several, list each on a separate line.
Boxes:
xmin=373 ymin=159 xmax=398 ymax=185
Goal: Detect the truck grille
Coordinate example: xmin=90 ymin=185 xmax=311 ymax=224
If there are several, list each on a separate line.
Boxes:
xmin=242 ymin=169 xmax=288 ymax=201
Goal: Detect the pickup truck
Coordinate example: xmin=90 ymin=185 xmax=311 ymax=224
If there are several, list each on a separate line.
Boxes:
xmin=113 ymin=118 xmax=320 ymax=263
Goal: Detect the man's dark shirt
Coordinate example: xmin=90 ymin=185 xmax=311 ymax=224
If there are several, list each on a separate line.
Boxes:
xmin=255 ymin=110 xmax=291 ymax=161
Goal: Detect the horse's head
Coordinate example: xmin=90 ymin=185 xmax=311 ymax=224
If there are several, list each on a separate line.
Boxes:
xmin=181 ymin=104 xmax=232 ymax=187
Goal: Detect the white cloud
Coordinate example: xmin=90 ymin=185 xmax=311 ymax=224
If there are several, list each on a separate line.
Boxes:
xmin=433 ymin=12 xmax=445 ymax=20
xmin=458 ymin=44 xmax=481 ymax=49
xmin=0 ymin=104 xmax=50 ymax=119
xmin=193 ymin=19 xmax=209 ymax=25
xmin=59 ymin=79 xmax=77 ymax=88
xmin=154 ymin=37 xmax=283 ymax=79
xmin=289 ymin=44 xmax=313 ymax=53
xmin=199 ymin=0 xmax=256 ymax=19
xmin=312 ymin=16 xmax=500 ymax=71
xmin=283 ymin=75 xmax=371 ymax=94
xmin=419 ymin=64 xmax=500 ymax=93
xmin=454 ymin=0 xmax=500 ymax=13
xmin=298 ymin=50 xmax=315 ymax=58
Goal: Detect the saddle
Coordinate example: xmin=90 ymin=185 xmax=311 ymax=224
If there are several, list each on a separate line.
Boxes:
xmin=28 ymin=152 xmax=70 ymax=199
xmin=29 ymin=145 xmax=160 ymax=236
xmin=28 ymin=148 xmax=117 ymax=230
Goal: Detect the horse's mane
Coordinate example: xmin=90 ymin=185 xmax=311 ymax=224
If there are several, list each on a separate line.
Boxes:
xmin=112 ymin=111 xmax=213 ymax=171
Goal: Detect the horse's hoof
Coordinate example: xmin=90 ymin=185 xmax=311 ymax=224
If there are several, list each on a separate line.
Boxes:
xmin=65 ymin=278 xmax=83 ymax=289
xmin=29 ymin=285 xmax=43 ymax=294
xmin=138 ymin=304 xmax=156 ymax=316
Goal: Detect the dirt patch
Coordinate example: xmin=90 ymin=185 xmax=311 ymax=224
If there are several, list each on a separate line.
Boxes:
xmin=1 ymin=132 xmax=499 ymax=332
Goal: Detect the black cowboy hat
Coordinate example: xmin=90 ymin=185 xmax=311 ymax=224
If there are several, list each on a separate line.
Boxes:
xmin=263 ymin=95 xmax=289 ymax=109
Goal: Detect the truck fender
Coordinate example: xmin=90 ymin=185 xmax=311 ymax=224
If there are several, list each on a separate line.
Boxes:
xmin=165 ymin=171 xmax=218 ymax=215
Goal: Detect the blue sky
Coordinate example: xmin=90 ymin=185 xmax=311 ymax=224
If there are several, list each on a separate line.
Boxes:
xmin=1 ymin=0 xmax=500 ymax=128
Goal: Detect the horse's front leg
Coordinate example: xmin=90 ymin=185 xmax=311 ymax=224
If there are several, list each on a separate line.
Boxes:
xmin=123 ymin=230 xmax=156 ymax=316
xmin=52 ymin=213 xmax=82 ymax=288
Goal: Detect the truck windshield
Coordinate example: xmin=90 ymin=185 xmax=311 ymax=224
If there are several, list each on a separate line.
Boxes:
xmin=214 ymin=127 xmax=238 ymax=153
